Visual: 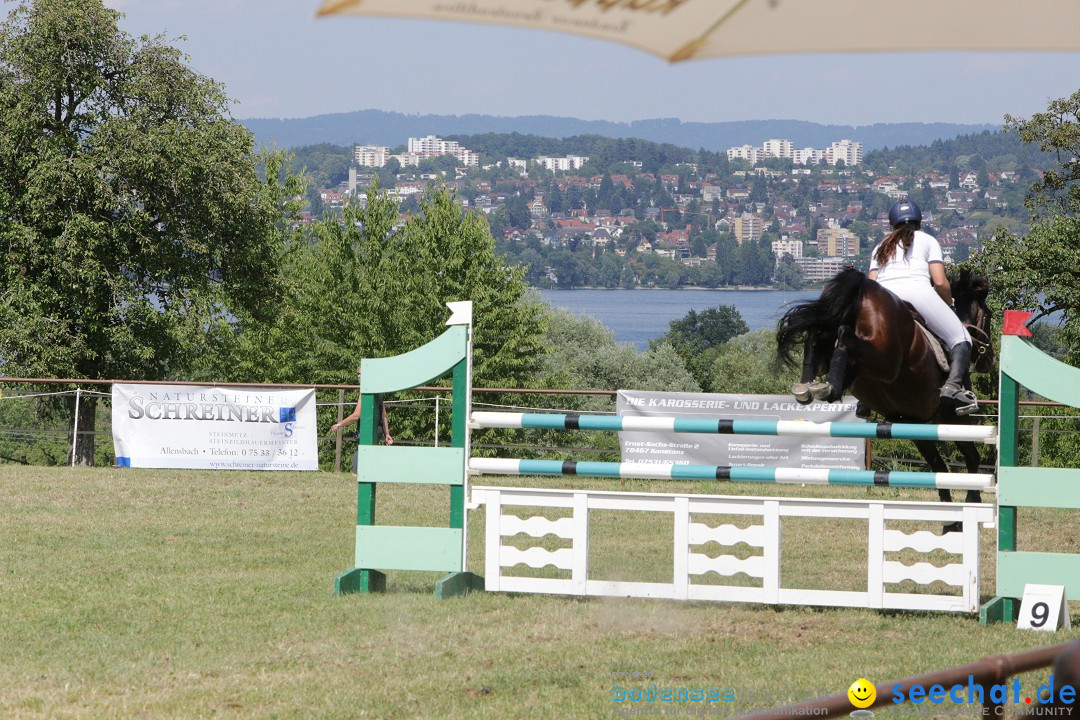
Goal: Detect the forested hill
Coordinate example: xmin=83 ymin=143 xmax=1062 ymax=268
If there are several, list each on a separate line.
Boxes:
xmin=241 ymin=108 xmax=997 ymax=153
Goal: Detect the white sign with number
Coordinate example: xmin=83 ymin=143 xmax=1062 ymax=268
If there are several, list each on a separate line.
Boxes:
xmin=1017 ymin=584 xmax=1070 ymax=631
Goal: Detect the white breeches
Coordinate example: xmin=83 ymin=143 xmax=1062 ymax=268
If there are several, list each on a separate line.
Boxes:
xmin=881 ymin=282 xmax=971 ymax=348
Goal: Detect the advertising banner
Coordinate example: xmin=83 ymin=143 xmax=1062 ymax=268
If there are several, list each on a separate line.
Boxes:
xmin=617 ymin=391 xmax=864 ymax=470
xmin=112 ymin=384 xmax=318 ymax=470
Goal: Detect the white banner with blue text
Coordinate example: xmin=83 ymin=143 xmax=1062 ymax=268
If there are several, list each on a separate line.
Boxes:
xmin=617 ymin=391 xmax=863 ymax=470
xmin=111 ymin=384 xmax=318 ymax=470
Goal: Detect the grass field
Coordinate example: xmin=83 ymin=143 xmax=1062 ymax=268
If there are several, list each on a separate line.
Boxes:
xmin=2 ymin=466 xmax=1079 ymax=719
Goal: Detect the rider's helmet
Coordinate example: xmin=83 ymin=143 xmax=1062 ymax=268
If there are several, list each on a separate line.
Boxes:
xmin=888 ymin=200 xmax=922 ymax=228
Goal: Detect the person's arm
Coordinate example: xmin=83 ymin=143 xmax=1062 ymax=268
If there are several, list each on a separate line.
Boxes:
xmin=929 ymin=262 xmax=953 ymax=306
xmin=331 ymin=396 xmax=362 ymax=432
xmin=868 ymin=269 xmax=878 ymax=281
xmin=382 ymin=408 xmax=393 ymax=445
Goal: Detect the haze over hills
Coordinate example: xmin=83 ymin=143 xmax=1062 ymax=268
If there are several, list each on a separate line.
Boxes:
xmin=240 ymin=109 xmax=999 ymax=153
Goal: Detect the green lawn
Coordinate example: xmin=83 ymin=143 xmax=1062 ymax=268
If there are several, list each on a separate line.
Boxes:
xmin=2 ymin=466 xmax=1077 ymax=719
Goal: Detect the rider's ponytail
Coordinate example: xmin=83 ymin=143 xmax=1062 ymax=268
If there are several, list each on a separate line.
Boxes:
xmin=874 ymin=222 xmax=917 ymax=269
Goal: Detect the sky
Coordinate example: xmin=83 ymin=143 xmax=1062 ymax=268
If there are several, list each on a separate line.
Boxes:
xmin=104 ymin=0 xmax=1080 ymax=128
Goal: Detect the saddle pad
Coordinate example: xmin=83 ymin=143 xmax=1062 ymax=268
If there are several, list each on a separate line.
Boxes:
xmin=916 ymin=322 xmax=949 ymax=372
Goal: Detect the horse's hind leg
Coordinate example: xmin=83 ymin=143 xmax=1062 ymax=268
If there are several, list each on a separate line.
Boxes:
xmin=913 ymin=439 xmax=952 ymax=503
xmin=956 ymin=440 xmax=983 ymax=505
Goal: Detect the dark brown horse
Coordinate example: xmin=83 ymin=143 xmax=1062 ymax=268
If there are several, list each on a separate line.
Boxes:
xmin=776 ymin=268 xmax=993 ymax=509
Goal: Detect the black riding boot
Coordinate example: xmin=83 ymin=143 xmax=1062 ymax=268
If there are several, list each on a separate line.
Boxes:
xmin=941 ymin=341 xmax=978 ymax=416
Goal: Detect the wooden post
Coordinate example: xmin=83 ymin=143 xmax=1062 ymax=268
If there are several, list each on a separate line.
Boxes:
xmin=334 ymin=388 xmax=344 ymax=473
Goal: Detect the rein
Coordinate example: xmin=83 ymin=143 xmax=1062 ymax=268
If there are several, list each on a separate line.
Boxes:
xmin=965 ymin=323 xmax=993 ymax=373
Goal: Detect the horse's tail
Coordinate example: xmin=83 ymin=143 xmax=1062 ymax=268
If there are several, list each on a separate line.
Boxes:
xmin=776 ymin=268 xmax=867 ymax=368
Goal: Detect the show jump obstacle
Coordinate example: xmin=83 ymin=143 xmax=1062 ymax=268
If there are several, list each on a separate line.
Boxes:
xmin=333 ymin=301 xmax=482 ymax=598
xmin=335 ymin=303 xmax=1076 ymax=621
xmin=981 ymin=322 xmax=1080 ymax=623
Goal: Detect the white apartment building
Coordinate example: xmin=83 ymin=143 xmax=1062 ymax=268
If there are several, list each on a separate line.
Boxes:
xmin=728 ymin=140 xmax=860 ymax=167
xmin=727 ymin=145 xmax=760 ymax=164
xmin=536 ymin=155 xmax=590 ymax=172
xmin=395 ymin=135 xmax=479 ymax=167
xmin=793 ymin=147 xmax=824 ymax=165
xmin=794 ymin=256 xmax=850 ymax=284
xmin=762 ymin=139 xmax=794 ymax=159
xmin=771 ymin=238 xmax=803 ymax=263
xmin=826 ymin=139 xmax=863 ymax=167
xmin=355 ymin=145 xmax=391 ymax=167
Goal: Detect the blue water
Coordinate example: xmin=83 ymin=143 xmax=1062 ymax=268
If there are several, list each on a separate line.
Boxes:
xmin=538 ymin=288 xmax=820 ymax=350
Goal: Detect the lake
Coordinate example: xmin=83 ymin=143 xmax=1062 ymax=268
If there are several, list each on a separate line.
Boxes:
xmin=537 ymin=288 xmax=820 ymax=349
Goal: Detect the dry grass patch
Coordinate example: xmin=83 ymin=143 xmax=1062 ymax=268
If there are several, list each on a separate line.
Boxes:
xmin=2 ymin=467 xmax=1079 ymax=719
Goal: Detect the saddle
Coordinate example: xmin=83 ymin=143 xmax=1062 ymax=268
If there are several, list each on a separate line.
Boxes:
xmin=901 ymin=302 xmax=992 ymax=374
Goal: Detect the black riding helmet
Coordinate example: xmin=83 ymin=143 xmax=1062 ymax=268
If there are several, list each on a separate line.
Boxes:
xmin=888 ymin=199 xmax=922 ymax=228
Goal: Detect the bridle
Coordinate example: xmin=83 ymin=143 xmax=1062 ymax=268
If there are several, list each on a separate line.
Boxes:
xmin=959 ymin=299 xmax=994 ymax=374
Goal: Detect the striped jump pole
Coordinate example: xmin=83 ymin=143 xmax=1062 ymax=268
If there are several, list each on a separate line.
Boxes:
xmin=469 ymin=457 xmax=995 ymax=491
xmin=471 ymin=411 xmax=997 ymax=444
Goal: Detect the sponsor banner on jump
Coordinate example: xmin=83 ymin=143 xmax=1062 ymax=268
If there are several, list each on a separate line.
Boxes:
xmin=617 ymin=391 xmax=863 ymax=470
xmin=112 ymin=384 xmax=318 ymax=470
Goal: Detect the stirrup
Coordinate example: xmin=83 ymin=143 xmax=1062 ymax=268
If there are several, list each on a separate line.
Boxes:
xmin=940 ymin=384 xmax=978 ymax=416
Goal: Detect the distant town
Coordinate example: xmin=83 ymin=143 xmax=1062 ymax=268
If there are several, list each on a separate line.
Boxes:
xmin=305 ymin=131 xmax=1031 ymax=288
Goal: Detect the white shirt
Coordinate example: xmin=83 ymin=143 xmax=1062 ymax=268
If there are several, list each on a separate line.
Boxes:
xmin=869 ymin=230 xmax=944 ymax=289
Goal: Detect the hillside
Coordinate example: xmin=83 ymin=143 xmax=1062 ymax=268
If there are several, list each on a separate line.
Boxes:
xmin=240 ymin=108 xmax=998 ymax=153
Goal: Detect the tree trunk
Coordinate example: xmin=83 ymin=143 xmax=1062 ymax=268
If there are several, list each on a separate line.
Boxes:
xmin=68 ymin=394 xmax=97 ymax=466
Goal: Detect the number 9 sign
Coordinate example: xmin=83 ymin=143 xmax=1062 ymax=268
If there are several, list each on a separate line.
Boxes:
xmin=1018 ymin=585 xmax=1071 ymax=632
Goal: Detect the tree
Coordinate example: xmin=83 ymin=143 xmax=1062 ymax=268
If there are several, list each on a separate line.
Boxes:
xmin=0 ymin=0 xmax=298 ymax=464
xmin=974 ymin=89 xmax=1080 ymax=362
xmin=655 ymin=305 xmax=749 ymax=389
xmin=774 ymin=254 xmax=805 ymax=290
xmin=210 ymin=182 xmax=546 ymax=391
xmin=661 ymin=306 xmax=749 ymax=355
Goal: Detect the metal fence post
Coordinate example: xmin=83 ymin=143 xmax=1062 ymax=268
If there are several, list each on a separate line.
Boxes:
xmin=1032 ymin=415 xmax=1041 ymax=467
xmin=71 ymin=387 xmax=81 ymax=468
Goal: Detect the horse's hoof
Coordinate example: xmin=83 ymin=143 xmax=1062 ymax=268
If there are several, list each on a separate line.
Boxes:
xmin=809 ymin=382 xmax=833 ymax=401
xmin=792 ymin=383 xmax=812 ymax=403
xmin=942 ymin=522 xmax=963 ymax=534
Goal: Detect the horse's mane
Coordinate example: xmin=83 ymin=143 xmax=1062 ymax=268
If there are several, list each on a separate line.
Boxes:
xmin=776 ymin=268 xmax=867 ymax=368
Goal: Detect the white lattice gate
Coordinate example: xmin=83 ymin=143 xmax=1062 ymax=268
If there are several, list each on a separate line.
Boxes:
xmin=470 ymin=487 xmax=994 ymax=613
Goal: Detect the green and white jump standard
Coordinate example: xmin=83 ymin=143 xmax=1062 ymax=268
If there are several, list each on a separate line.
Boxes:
xmin=333 ymin=301 xmax=483 ymax=598
xmin=981 ymin=326 xmax=1080 ymax=624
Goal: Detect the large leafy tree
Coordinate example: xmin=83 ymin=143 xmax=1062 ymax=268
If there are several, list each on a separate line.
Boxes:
xmin=974 ymin=89 xmax=1080 ymax=361
xmin=0 ymin=0 xmax=297 ymax=463
xmin=654 ymin=305 xmax=749 ymax=390
xmin=207 ymin=181 xmax=546 ymax=410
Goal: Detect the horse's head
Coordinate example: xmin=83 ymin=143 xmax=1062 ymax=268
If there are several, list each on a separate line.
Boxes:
xmin=950 ymin=269 xmax=994 ymax=373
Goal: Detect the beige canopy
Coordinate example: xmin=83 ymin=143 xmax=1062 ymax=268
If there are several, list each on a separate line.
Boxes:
xmin=317 ymin=0 xmax=1080 ymax=62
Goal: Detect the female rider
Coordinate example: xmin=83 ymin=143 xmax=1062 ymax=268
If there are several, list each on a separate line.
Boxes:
xmin=868 ymin=200 xmax=978 ymax=416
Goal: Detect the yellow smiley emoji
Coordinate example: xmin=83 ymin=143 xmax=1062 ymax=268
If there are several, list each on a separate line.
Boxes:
xmin=848 ymin=678 xmax=876 ymax=709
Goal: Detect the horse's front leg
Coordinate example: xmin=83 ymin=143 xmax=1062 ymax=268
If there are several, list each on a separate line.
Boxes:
xmin=810 ymin=327 xmax=850 ymax=402
xmin=792 ymin=336 xmax=819 ymax=404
